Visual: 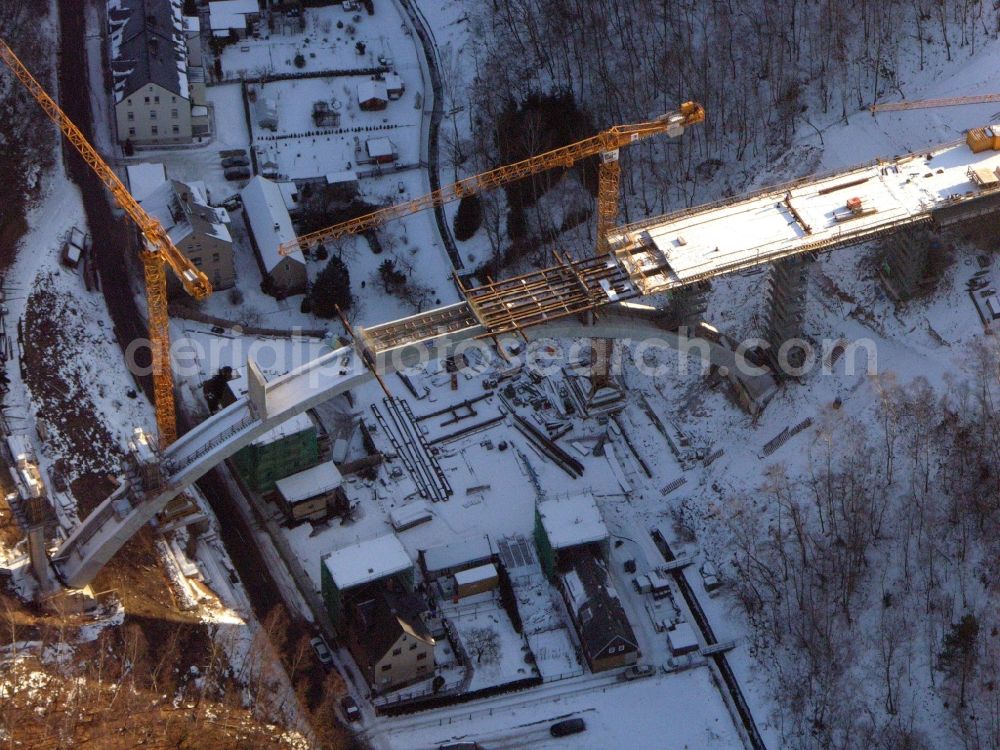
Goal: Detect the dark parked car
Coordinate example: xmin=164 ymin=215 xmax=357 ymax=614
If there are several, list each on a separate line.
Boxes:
xmin=221 ymin=155 xmax=249 ymax=168
xmin=224 ymin=167 xmax=251 ymax=181
xmin=550 ymin=718 xmax=586 ymax=737
xmin=340 ymin=695 xmax=361 ymax=722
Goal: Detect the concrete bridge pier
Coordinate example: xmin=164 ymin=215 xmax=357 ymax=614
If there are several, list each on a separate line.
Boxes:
xmin=765 ymin=255 xmax=812 ymax=373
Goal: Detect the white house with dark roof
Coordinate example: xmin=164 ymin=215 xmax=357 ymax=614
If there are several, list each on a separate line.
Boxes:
xmin=240 ymin=176 xmax=307 ymax=297
xmin=107 ymin=0 xmax=208 ymax=145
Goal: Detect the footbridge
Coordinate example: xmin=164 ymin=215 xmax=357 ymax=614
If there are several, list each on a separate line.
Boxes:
xmin=51 ymin=133 xmax=1000 ymax=589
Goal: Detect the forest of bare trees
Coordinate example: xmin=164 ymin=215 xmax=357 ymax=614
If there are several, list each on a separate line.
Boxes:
xmin=457 ymin=0 xmax=998 ymax=269
xmin=0 ymin=0 xmax=54 ymax=266
xmin=0 ymin=601 xmax=358 ymax=749
xmin=719 ymin=341 xmax=1000 ymax=749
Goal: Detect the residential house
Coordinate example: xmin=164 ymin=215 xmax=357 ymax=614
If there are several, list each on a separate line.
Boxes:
xmin=357 ymin=79 xmax=388 ymax=110
xmin=418 ymin=535 xmax=495 ymax=581
xmin=273 ymin=461 xmax=344 ymax=522
xmin=320 ymin=534 xmax=415 ymax=631
xmin=108 ymin=0 xmax=208 ymax=145
xmin=208 ymin=0 xmax=261 ymax=38
xmin=559 ymin=551 xmax=638 ymax=673
xmin=533 ymin=493 xmax=609 ymax=580
xmin=240 ymin=176 xmax=308 ymax=297
xmin=384 ymin=72 xmax=404 ymax=99
xmin=364 ymin=137 xmax=397 ymax=165
xmin=346 ymin=589 xmax=435 ymax=692
xmin=141 ymin=178 xmax=236 ymax=293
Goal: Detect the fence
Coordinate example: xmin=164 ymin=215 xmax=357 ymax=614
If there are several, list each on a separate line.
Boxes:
xmin=211 ymin=65 xmax=390 ymax=86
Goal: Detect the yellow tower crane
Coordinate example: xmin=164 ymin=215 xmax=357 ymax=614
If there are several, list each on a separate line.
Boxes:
xmin=280 ymin=102 xmax=706 ymax=256
xmin=0 ymin=39 xmax=212 ymax=447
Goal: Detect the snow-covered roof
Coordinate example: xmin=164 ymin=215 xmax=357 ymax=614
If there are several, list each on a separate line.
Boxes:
xmin=141 ymin=178 xmax=232 ymax=248
xmin=251 ymin=412 xmax=313 ymax=447
xmin=454 ymin=563 xmax=497 ymax=587
xmin=126 ymin=162 xmax=167 ymax=201
xmin=208 ymin=0 xmax=259 ymax=32
xmin=420 ymin=535 xmax=494 ymax=574
xmin=357 ymin=79 xmax=388 ymax=103
xmin=275 ymin=461 xmax=342 ymax=504
xmin=323 ymin=534 xmax=412 ymax=590
xmin=106 ymin=0 xmax=190 ymax=103
xmin=384 ymin=72 xmax=403 ymax=92
xmin=389 ymin=501 xmax=432 ymax=530
xmin=667 ymin=620 xmax=700 ymax=654
xmin=240 ymin=176 xmax=305 ymax=271
xmin=325 ymin=170 xmax=358 ymax=185
xmin=537 ymin=493 xmax=608 ymax=550
xmin=366 ymin=137 xmax=395 ymax=159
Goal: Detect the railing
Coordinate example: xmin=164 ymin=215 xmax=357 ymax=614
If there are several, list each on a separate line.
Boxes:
xmin=168 ymin=411 xmax=259 ymax=473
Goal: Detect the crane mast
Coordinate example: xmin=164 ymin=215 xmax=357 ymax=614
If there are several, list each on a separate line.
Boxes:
xmin=0 ymin=39 xmax=212 ymax=447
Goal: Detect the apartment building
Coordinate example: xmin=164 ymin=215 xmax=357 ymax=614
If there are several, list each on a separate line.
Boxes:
xmin=108 ymin=0 xmax=209 ymax=145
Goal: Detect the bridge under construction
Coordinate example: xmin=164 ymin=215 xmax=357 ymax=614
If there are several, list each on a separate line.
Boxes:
xmin=49 ymin=131 xmax=1000 ymax=590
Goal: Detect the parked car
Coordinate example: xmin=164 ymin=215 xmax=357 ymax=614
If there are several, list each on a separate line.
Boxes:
xmin=550 ymin=718 xmax=586 ymax=737
xmin=620 ymin=664 xmax=655 ymax=681
xmin=210 ymin=325 xmax=226 ymax=335
xmin=221 ymin=194 xmax=242 ymax=211
xmin=340 ymin=695 xmax=361 ymax=722
xmin=310 ymin=636 xmax=334 ymax=670
xmin=224 ymin=167 xmax=251 ymax=181
xmin=221 ymin=155 xmax=250 ymax=168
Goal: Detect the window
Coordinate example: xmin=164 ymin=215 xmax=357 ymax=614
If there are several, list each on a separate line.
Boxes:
xmin=150 ymin=110 xmax=157 ymax=120
xmin=391 ymin=648 xmax=401 ymax=656
xmin=212 ymin=253 xmax=220 ymax=262
xmin=127 ymin=111 xmax=134 ymax=121
xmin=416 ymin=652 xmax=427 ymax=661
xmin=192 ymin=257 xmax=201 ymax=266
xmin=172 ymin=125 xmax=179 ymax=134
xmin=380 ymin=664 xmax=391 ymax=672
xmin=144 ymin=96 xmax=150 ymax=104
xmin=151 ymin=125 xmax=158 ymax=135
xmin=409 ymin=643 xmax=417 ymax=651
xmin=127 ymin=98 xmax=132 ymax=105
xmin=417 ymin=664 xmax=427 ymax=673
xmin=171 ymin=96 xmax=176 ymax=103
xmin=128 ymin=127 xmax=136 ymax=136
xmin=171 ymin=108 xmax=178 ymax=119
xmin=154 ymin=95 xmax=160 ymax=104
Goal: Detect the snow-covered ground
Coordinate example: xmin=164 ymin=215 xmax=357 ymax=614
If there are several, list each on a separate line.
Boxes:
xmin=372 ymin=666 xmax=743 ymax=749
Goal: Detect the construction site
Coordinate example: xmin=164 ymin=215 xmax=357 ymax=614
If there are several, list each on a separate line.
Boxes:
xmin=2 ymin=1 xmax=1000 ymax=748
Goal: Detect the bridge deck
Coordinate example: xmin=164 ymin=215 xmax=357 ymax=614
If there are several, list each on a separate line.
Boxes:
xmin=610 ymin=139 xmax=1000 ymax=294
